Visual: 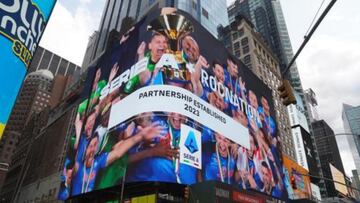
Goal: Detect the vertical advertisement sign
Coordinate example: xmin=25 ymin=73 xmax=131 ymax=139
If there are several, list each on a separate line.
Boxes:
xmin=291 ymin=127 xmax=308 ymax=170
xmin=0 ymin=0 xmax=57 ymax=138
xmin=59 ymin=8 xmax=289 ymax=201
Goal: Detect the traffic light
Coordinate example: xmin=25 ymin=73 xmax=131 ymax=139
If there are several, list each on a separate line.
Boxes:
xmin=290 ymin=175 xmax=297 ymax=190
xmin=278 ymin=79 xmax=297 ymax=106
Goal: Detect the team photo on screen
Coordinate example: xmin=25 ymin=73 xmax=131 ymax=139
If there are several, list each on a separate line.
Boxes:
xmin=59 ymin=8 xmax=288 ymax=201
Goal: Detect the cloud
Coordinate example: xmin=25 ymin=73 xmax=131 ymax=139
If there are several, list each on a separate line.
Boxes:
xmin=39 ymin=1 xmax=104 ymax=66
xmin=339 ymin=149 xmax=356 ymax=177
xmin=227 ymin=0 xmax=235 ymax=6
xmin=337 ymin=136 xmax=356 ymax=177
xmin=298 ymin=34 xmax=360 ymax=175
xmin=298 ymin=34 xmax=360 ymax=133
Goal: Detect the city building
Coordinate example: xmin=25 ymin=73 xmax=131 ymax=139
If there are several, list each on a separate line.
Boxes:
xmin=0 ymin=72 xmax=82 ymax=202
xmin=28 ymin=46 xmax=81 ymax=76
xmin=0 ymin=48 xmax=81 ymax=197
xmin=0 ymin=70 xmax=54 ymax=199
xmin=82 ymin=31 xmax=99 ymax=69
xmin=287 ymin=92 xmax=321 ymax=183
xmin=304 ymin=88 xmax=319 ymax=123
xmin=342 ymin=103 xmax=360 ymax=176
xmin=227 ymin=1 xmax=324 ymax=188
xmin=85 ymin=0 xmax=229 ymax=66
xmin=312 ymin=120 xmax=346 ymax=198
xmin=351 ymin=170 xmax=360 ymax=199
xmin=227 ymin=1 xmax=315 ymax=153
xmin=16 ymin=103 xmax=78 ymax=203
xmin=49 ymin=75 xmax=72 ymax=109
xmin=218 ymin=15 xmax=295 ymax=160
xmin=227 ymin=0 xmax=303 ymax=93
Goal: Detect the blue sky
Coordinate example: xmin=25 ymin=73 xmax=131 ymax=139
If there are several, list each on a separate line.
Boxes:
xmin=40 ymin=0 xmax=360 ymax=176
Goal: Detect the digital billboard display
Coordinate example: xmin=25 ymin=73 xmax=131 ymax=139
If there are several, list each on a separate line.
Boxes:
xmin=291 ymin=126 xmax=308 ymax=171
xmin=282 ymin=155 xmax=311 ymax=200
xmin=0 ymin=0 xmax=57 ymax=138
xmin=59 ymin=8 xmax=288 ymax=200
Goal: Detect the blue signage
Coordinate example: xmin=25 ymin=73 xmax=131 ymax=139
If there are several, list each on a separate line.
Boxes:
xmin=185 ymin=130 xmax=199 ymax=154
xmin=0 ymin=0 xmax=57 ymax=138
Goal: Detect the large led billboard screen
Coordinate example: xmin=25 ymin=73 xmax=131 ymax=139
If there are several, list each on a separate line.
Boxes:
xmin=59 ymin=8 xmax=288 ymax=200
xmin=0 ymin=0 xmax=57 ymax=138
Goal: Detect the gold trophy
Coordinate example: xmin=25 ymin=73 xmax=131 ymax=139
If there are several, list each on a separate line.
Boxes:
xmin=147 ymin=13 xmax=194 ymax=84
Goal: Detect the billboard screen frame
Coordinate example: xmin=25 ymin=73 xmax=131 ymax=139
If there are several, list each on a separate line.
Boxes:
xmin=59 ymin=7 xmax=289 ymax=201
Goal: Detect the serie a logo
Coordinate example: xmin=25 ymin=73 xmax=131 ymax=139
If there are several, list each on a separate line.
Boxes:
xmin=0 ymin=0 xmax=46 ymax=66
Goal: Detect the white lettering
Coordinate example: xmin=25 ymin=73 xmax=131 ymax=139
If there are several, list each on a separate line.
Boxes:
xmin=0 ymin=0 xmax=20 ymax=13
xmin=209 ymin=75 xmax=217 ymax=91
xmin=17 ymin=25 xmax=27 ymax=42
xmin=20 ymin=0 xmax=30 ymax=28
xmin=1 ymin=15 xmax=16 ymax=34
xmin=201 ymin=69 xmax=209 ymax=88
xmin=31 ymin=9 xmax=38 ymax=36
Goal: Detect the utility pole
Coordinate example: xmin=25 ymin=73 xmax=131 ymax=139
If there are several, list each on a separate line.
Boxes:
xmin=282 ymin=0 xmax=337 ymax=77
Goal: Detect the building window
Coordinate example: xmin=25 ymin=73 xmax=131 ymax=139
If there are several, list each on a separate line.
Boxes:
xmin=241 ymin=37 xmax=248 ymax=46
xmin=192 ymin=1 xmax=197 ymax=10
xmin=202 ymin=8 xmax=209 ymax=19
xmin=242 ymin=45 xmax=249 ymax=54
xmin=238 ymin=28 xmax=244 ymax=37
xmin=232 ymin=32 xmax=238 ymax=40
xmin=243 ymin=55 xmax=251 ymax=64
xmin=233 ymin=41 xmax=240 ymax=50
xmin=235 ymin=50 xmax=241 ymax=58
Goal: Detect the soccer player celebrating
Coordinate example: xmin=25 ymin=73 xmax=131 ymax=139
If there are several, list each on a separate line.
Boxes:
xmin=71 ymin=122 xmax=166 ymax=195
xmin=124 ymin=33 xmax=169 ymax=93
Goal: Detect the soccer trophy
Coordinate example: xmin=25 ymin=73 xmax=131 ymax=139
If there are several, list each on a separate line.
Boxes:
xmin=147 ymin=13 xmax=194 ymax=85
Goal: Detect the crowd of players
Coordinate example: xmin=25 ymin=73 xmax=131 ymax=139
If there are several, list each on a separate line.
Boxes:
xmin=59 ymin=20 xmax=287 ymax=200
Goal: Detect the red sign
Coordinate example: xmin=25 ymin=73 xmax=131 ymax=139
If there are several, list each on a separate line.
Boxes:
xmin=232 ymin=191 xmax=265 ymax=203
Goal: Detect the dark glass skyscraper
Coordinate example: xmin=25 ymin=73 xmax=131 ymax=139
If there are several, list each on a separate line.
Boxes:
xmin=83 ymin=0 xmax=229 ymax=68
xmin=312 ymin=120 xmax=345 ymax=198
